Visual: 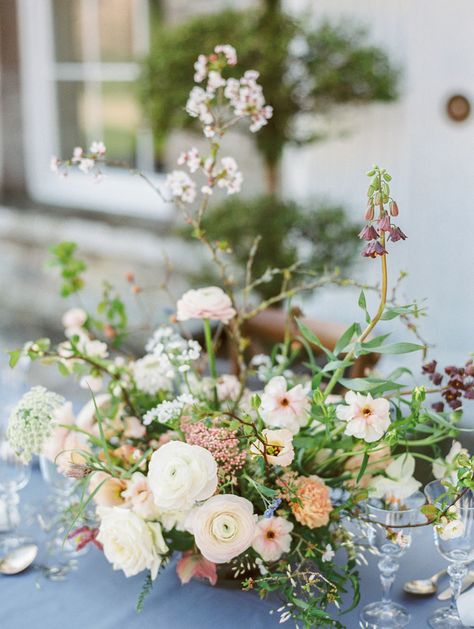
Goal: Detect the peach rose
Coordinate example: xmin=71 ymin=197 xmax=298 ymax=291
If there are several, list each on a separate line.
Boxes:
xmin=290 ymin=475 xmax=332 ymax=529
xmin=176 ymin=287 xmax=236 ymax=324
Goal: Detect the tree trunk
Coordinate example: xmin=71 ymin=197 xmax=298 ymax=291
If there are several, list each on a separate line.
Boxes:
xmin=265 ymin=161 xmax=280 ymax=197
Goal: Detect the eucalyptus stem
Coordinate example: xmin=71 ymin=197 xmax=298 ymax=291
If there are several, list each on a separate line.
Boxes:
xmin=203 ymin=318 xmax=218 ymax=409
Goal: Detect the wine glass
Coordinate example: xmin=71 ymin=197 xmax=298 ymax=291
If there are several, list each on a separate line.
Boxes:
xmin=360 ymin=490 xmax=426 ymax=628
xmin=425 ymin=480 xmax=474 ymax=629
xmin=0 ymin=433 xmax=32 ymax=552
xmin=38 ymin=455 xmax=87 ymax=579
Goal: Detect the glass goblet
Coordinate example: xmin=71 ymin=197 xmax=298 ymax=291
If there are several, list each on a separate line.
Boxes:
xmin=425 ymin=480 xmax=474 ymax=629
xmin=38 ymin=455 xmax=87 ymax=579
xmin=360 ymin=490 xmax=426 ymax=628
xmin=0 ymin=436 xmax=31 ymax=552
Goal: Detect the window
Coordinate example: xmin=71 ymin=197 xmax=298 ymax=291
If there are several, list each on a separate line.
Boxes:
xmin=17 ymin=0 xmax=169 ymax=218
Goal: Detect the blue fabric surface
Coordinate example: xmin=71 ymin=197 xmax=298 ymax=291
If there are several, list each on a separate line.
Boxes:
xmin=0 ymin=471 xmax=463 ymax=629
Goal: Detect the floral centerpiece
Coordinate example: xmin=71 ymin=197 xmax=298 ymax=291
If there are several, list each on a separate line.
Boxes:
xmin=8 ymin=46 xmax=474 ymax=628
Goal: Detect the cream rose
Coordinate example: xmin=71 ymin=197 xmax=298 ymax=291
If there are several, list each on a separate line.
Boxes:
xmin=176 ymin=286 xmax=236 ymax=324
xmin=97 ymin=507 xmax=168 ymax=579
xmin=147 ymin=441 xmax=218 ymax=511
xmin=186 ymin=494 xmax=256 ymax=563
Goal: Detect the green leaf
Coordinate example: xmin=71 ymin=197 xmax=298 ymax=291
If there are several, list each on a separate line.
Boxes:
xmin=334 ymin=323 xmax=359 ymax=356
xmin=296 ymin=319 xmax=334 ymax=359
xmin=381 ymin=304 xmax=417 ymax=320
xmin=8 ymin=349 xmax=22 ymax=368
xmin=356 ymin=451 xmax=369 ymax=484
xmin=322 ymin=359 xmax=354 ymax=373
xmin=339 ymin=377 xmax=403 ymax=394
xmin=358 ymin=291 xmax=371 ymax=324
xmin=371 ymin=342 xmax=425 ymax=355
xmin=360 ymin=333 xmax=391 ymax=350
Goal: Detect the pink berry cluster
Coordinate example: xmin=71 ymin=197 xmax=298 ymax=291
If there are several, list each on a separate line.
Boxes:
xmin=182 ymin=420 xmax=246 ymax=477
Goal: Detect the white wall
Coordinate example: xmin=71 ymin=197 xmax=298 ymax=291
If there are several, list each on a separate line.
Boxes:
xmin=283 ymin=0 xmax=474 ymax=367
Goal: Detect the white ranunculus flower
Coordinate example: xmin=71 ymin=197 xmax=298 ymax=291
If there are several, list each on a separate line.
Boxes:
xmin=369 ymin=454 xmax=421 ymax=502
xmin=186 ymin=494 xmax=256 ymax=563
xmin=147 ymin=441 xmax=218 ymax=511
xmin=97 ymin=507 xmax=168 ymax=579
xmin=432 ymin=440 xmax=469 ymax=484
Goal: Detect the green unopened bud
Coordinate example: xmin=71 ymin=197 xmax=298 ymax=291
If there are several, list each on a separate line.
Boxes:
xmin=367 ymin=185 xmax=375 ymax=197
xmin=374 ymin=191 xmax=381 ymax=205
xmin=371 ymin=176 xmax=379 ymax=189
xmin=366 ymin=169 xmax=375 ymax=177
xmin=383 ymin=172 xmax=392 ymax=182
xmin=412 ymin=386 xmax=426 ymax=403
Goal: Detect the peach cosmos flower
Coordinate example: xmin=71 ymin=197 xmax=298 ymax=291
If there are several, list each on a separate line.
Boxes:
xmin=186 ymin=494 xmax=256 ymax=563
xmin=89 ymin=471 xmax=127 ymax=507
xmin=336 ymin=391 xmax=390 ymax=443
xmin=252 ymin=516 xmax=293 ymax=562
xmin=259 ymin=376 xmax=310 ymax=434
xmin=289 ymin=475 xmax=332 ymax=529
xmin=176 ymin=286 xmax=236 ymax=324
xmin=251 ymin=429 xmax=294 ymax=467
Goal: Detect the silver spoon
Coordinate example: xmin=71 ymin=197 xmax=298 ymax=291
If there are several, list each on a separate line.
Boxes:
xmin=0 ymin=544 xmax=38 ymax=575
xmin=403 ymin=567 xmax=447 ymax=595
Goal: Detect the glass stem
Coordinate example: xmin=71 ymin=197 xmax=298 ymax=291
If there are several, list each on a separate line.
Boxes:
xmin=448 ymin=562 xmax=468 ymax=613
xmin=378 ymin=551 xmax=399 ymax=605
xmin=4 ymin=488 xmax=19 ymax=532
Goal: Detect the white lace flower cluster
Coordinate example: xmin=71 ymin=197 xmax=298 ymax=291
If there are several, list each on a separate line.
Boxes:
xmin=145 ymin=326 xmax=201 ymax=373
xmin=224 ymin=70 xmax=273 ymax=132
xmin=143 ymin=393 xmax=197 ymax=426
xmin=250 ymin=353 xmax=293 ymax=383
xmin=131 ymin=354 xmax=174 ymax=396
xmin=175 ymin=149 xmax=243 ymax=198
xmin=50 ymin=141 xmax=106 ymax=180
xmin=187 ymin=43 xmax=272 ymax=138
xmin=7 ymin=386 xmax=65 ymax=462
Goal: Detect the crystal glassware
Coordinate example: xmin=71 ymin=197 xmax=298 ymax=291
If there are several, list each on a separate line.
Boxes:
xmin=38 ymin=455 xmax=87 ymax=579
xmin=360 ymin=490 xmax=426 ymax=628
xmin=0 ymin=434 xmax=31 ymax=552
xmin=425 ymin=480 xmax=474 ymax=629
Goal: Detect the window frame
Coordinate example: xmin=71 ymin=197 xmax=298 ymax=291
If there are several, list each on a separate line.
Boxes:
xmin=16 ymin=0 xmax=169 ymax=219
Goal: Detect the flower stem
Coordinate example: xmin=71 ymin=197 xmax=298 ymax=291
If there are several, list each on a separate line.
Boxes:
xmin=203 ymin=318 xmax=218 ymax=409
xmin=323 ymin=179 xmax=388 ymax=399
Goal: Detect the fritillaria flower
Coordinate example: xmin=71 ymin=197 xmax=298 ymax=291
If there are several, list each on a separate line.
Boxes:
xmin=378 ymin=214 xmax=391 ymax=232
xmin=388 ymin=226 xmax=407 ymax=242
xmin=358 ymin=225 xmax=379 ymax=241
xmin=361 ymin=240 xmax=388 ymax=258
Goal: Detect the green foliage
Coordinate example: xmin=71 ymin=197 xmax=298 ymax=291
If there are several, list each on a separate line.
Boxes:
xmin=184 ymin=196 xmax=359 ymax=299
xmin=141 ymin=4 xmax=399 ymax=171
xmin=47 ymin=241 xmax=87 ymax=297
xmin=135 ymin=572 xmax=153 ymax=613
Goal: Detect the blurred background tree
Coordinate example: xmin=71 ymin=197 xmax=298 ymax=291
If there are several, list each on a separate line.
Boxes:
xmin=141 ymin=0 xmax=399 ymax=299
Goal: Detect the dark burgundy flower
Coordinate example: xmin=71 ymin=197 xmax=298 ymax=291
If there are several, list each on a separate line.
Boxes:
xmin=448 ymin=398 xmax=463 ymax=410
xmin=431 ymin=372 xmax=443 ymax=386
xmin=422 ymin=361 xmax=437 ymax=374
xmin=444 ymin=365 xmax=459 ymax=376
xmin=464 ymin=389 xmax=474 ymax=400
xmin=378 ymin=215 xmax=391 ymax=232
xmin=432 ymin=401 xmax=445 ymax=412
xmin=358 ymin=224 xmax=379 ymax=241
xmin=388 ymin=226 xmax=407 ymax=242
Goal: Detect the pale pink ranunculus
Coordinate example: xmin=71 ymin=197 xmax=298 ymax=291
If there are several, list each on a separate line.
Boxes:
xmin=122 ymin=472 xmax=160 ymax=520
xmin=123 ymin=416 xmax=146 ymax=439
xmin=89 ymin=471 xmax=127 ymax=507
xmin=251 ymin=429 xmax=294 ymax=467
xmin=186 ymin=494 xmax=256 ymax=564
xmin=259 ymin=376 xmax=310 ymax=434
xmin=176 ymin=287 xmax=236 ymax=324
xmin=62 ymin=307 xmax=87 ymax=330
xmin=252 ymin=516 xmax=293 ymax=562
xmin=336 ymin=391 xmax=390 ymax=443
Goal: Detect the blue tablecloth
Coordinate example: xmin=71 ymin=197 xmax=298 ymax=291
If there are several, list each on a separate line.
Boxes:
xmin=0 ymin=471 xmax=465 ymax=629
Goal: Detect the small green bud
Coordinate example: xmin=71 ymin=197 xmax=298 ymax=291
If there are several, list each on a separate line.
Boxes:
xmin=367 ymin=185 xmax=375 ymax=197
xmin=383 ymin=172 xmax=392 ymax=182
